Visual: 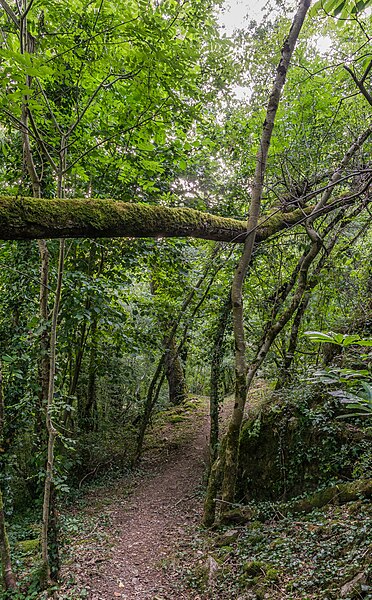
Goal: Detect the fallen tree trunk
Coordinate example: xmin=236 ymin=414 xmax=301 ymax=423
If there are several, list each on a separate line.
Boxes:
xmin=0 ymin=195 xmax=357 ymax=242
xmin=219 ymin=478 xmax=372 ymax=525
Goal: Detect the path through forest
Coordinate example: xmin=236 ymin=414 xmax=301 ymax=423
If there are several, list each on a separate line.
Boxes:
xmin=66 ymin=399 xmax=211 ymax=600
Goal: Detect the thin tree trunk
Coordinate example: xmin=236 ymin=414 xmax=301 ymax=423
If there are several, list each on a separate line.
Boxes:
xmin=0 ymin=363 xmax=17 ymax=592
xmin=82 ymin=318 xmax=98 ymax=431
xmin=274 ymin=201 xmax=367 ymax=389
xmin=275 ymin=295 xmax=310 ymax=389
xmin=37 ymin=239 xmax=50 ymax=410
xmin=40 ymin=239 xmax=65 ymax=586
xmin=209 ymin=295 xmax=231 ymax=464
xmin=135 ymin=357 xmax=166 ymax=462
xmin=63 ymin=320 xmax=89 ymax=427
xmin=40 ymin=144 xmax=67 ymax=586
xmin=221 ymin=0 xmax=311 ymax=510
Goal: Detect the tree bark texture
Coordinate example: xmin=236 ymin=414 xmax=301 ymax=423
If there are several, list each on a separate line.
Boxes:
xmin=0 ymin=491 xmax=16 ymax=592
xmin=0 ymin=195 xmax=358 ymax=243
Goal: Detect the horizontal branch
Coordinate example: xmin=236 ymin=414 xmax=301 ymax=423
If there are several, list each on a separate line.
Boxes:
xmin=0 ymin=195 xmax=363 ymax=243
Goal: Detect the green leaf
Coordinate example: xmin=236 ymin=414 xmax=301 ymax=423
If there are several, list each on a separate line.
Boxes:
xmin=304 ymin=331 xmax=372 ymax=347
xmin=138 ymin=141 xmax=155 ymax=152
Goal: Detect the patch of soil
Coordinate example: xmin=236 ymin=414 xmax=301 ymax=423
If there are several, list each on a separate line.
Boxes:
xmin=64 ymin=399 xmax=211 ymax=599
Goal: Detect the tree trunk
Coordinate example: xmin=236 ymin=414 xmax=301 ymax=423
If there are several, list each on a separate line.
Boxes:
xmin=0 ymin=195 xmax=357 ymax=243
xmin=0 ymin=363 xmax=17 ymax=592
xmin=220 ymin=0 xmax=311 ymax=511
xmin=40 ymin=240 xmax=65 ymax=587
xmin=209 ymin=296 xmax=231 ymax=464
xmin=135 ymin=357 xmax=166 ymax=463
xmin=203 ymin=437 xmax=226 ymax=528
xmin=37 ymin=239 xmax=50 ymax=431
xmin=275 ymin=294 xmax=310 ymax=389
xmin=81 ymin=318 xmax=99 ymax=431
xmin=164 ymin=335 xmax=187 ymax=406
xmin=0 ymin=491 xmax=16 ymax=592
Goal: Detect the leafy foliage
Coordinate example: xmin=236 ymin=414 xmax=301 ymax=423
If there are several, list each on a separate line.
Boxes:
xmin=305 ymin=331 xmax=372 ymax=417
xmin=311 ymin=0 xmax=372 ymax=18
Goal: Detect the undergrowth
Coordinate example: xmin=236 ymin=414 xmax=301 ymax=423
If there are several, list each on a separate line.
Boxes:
xmin=175 ymin=499 xmax=372 ymax=599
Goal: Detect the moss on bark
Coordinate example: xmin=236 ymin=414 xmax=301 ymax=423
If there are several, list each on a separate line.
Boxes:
xmin=0 ymin=196 xmax=247 ymax=241
xmin=0 ymin=196 xmax=321 ymax=243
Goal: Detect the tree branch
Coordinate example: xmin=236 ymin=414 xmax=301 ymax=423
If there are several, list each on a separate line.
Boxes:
xmin=344 ymin=63 xmax=372 ymax=107
xmin=0 ymin=193 xmax=370 ymax=242
xmin=0 ymin=0 xmax=19 ymax=27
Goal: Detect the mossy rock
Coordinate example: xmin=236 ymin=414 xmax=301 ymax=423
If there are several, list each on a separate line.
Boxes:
xmin=243 ymin=560 xmax=267 ymax=577
xmin=214 ymin=528 xmax=240 ymax=547
xmin=237 ymin=392 xmax=371 ymax=502
xmin=220 ymin=506 xmax=256 ymax=525
xmin=169 ymin=414 xmax=186 ymax=423
xmin=244 ymin=561 xmax=279 ymax=580
xmin=17 ymin=538 xmax=40 ymax=555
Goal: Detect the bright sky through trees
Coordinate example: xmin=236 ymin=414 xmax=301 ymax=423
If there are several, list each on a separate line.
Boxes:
xmin=218 ymin=0 xmax=267 ymax=32
xmin=218 ymin=0 xmax=333 ymax=98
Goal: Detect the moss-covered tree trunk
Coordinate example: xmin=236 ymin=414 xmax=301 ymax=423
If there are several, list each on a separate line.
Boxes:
xmin=0 ymin=491 xmax=16 ymax=592
xmin=164 ymin=335 xmax=187 ymax=406
xmin=0 ymin=195 xmax=350 ymax=243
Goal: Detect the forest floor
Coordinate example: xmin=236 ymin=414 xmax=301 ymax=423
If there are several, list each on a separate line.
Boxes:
xmin=56 ymin=388 xmax=371 ymax=600
xmin=59 ymin=396 xmax=212 ymax=600
xmin=8 ymin=390 xmax=371 ymax=600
